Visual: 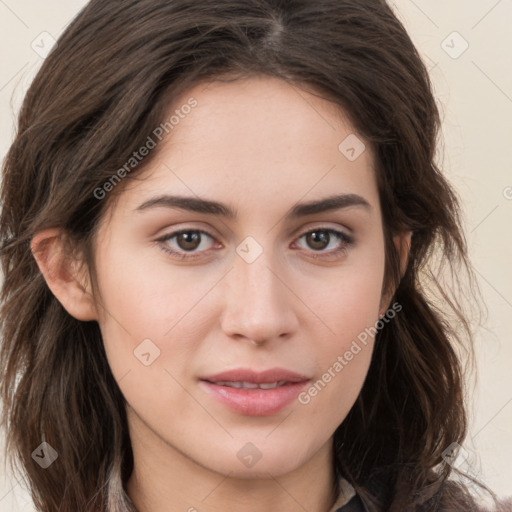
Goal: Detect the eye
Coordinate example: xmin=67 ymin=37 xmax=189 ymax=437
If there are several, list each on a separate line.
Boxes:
xmin=156 ymin=229 xmax=217 ymax=260
xmin=155 ymin=226 xmax=353 ymax=261
xmin=294 ymin=228 xmax=354 ymax=259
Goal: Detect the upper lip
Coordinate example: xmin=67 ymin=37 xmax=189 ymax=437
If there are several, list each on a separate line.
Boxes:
xmin=201 ymin=367 xmax=310 ymax=384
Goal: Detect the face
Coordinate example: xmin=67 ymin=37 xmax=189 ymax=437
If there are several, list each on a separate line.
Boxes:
xmin=91 ymin=76 xmax=387 ymax=479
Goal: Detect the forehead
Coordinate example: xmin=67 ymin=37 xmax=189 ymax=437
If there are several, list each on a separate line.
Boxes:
xmin=113 ymin=76 xmax=380 ymax=219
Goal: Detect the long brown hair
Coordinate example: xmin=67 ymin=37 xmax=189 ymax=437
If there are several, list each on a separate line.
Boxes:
xmin=0 ymin=1 xmax=501 ymax=510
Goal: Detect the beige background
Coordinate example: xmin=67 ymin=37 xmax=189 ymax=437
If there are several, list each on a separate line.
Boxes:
xmin=1 ymin=1 xmax=511 ymax=509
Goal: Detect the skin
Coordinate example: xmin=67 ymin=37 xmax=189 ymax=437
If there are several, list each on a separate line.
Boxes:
xmin=31 ymin=76 xmax=410 ymax=512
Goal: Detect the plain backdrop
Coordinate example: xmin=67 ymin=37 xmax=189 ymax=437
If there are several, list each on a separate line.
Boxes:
xmin=0 ymin=1 xmax=511 ymax=510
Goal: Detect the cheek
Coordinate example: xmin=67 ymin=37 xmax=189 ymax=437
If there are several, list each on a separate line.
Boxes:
xmin=296 ymin=243 xmax=385 ymax=420
xmin=92 ymin=258 xmax=208 ymax=434
xmin=92 ymin=242 xmax=204 ymax=382
xmin=309 ymin=240 xmax=385 ymax=344
xmin=297 ymin=287 xmax=380 ymax=430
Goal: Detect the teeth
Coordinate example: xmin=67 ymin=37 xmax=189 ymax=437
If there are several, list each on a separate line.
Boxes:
xmin=213 ymin=381 xmax=288 ymax=389
xmin=258 ymin=382 xmax=280 ymax=389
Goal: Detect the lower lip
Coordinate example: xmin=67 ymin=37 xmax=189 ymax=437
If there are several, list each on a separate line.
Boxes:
xmin=200 ymin=380 xmax=309 ymax=416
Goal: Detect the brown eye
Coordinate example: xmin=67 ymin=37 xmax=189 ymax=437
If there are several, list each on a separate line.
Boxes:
xmin=305 ymin=230 xmax=331 ymax=251
xmin=175 ymin=231 xmax=202 ymax=251
xmin=156 ymin=229 xmax=217 ymax=260
xmin=295 ymin=227 xmax=354 ymax=259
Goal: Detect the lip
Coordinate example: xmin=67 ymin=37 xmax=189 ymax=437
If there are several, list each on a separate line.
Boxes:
xmin=201 ymin=367 xmax=310 ymax=384
xmin=199 ymin=367 xmax=310 ymax=416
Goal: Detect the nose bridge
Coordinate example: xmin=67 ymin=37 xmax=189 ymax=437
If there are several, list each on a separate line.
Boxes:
xmin=239 ymin=246 xmax=279 ymax=304
xmin=221 ymin=236 xmax=296 ymax=342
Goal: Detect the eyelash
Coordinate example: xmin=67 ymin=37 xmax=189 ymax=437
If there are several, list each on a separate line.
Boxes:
xmin=155 ymin=227 xmax=354 ymax=261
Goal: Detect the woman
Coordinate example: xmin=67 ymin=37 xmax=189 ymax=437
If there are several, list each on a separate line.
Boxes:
xmin=0 ymin=1 xmax=508 ymax=511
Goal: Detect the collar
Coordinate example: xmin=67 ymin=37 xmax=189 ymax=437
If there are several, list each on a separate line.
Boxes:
xmin=328 ymin=476 xmax=358 ymax=512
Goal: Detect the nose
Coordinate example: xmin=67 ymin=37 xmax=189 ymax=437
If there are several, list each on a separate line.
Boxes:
xmin=220 ymin=246 xmax=299 ymax=346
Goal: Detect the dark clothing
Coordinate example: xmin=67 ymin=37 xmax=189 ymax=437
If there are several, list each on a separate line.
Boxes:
xmin=329 ymin=474 xmax=510 ymax=512
xmin=335 ymin=494 xmax=366 ymax=511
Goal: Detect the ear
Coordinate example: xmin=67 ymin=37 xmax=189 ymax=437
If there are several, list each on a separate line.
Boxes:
xmin=379 ymin=231 xmax=412 ymax=316
xmin=30 ymin=228 xmax=98 ymax=321
xmin=395 ymin=230 xmax=412 ymax=277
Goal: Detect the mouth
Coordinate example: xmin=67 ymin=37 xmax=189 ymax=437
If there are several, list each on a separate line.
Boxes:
xmin=200 ymin=367 xmax=311 ymax=416
xmin=200 ymin=380 xmax=309 ymax=416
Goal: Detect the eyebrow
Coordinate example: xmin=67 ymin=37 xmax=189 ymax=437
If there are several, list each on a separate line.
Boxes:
xmin=135 ymin=193 xmax=371 ymax=219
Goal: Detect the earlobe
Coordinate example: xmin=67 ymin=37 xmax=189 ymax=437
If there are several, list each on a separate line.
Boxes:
xmin=30 ymin=229 xmax=98 ymax=321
